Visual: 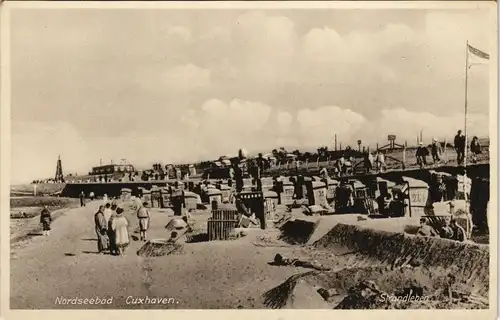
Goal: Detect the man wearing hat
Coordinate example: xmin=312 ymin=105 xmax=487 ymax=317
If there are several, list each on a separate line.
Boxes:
xmin=137 ymin=201 xmax=151 ymax=241
xmin=431 ymin=138 xmax=443 ymax=165
xmin=94 ymin=205 xmax=109 ymax=254
xmin=415 ymin=142 xmax=429 ymax=169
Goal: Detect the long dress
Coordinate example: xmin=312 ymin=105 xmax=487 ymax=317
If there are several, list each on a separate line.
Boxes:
xmin=112 ymin=216 xmax=130 ymax=248
xmin=94 ymin=211 xmax=109 ymax=252
xmin=40 ymin=208 xmax=52 ymax=231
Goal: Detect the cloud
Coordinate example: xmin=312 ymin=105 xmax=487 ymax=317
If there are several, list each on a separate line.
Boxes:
xmin=276 ymin=110 xmax=293 ymax=129
xmin=178 ymin=98 xmax=301 ymax=158
xmin=164 ymin=64 xmax=211 ymax=91
xmin=167 ymin=26 xmax=193 ymax=42
xmin=11 ymin=121 xmax=90 ymax=184
xmin=10 ymin=9 xmax=492 ymax=182
xmin=302 ymin=23 xmax=415 ymax=64
xmin=296 ymin=106 xmax=367 ymax=147
xmin=197 ymin=99 xmax=272 ymax=141
xmin=234 ymin=11 xmax=297 ymax=61
xmin=227 ymin=11 xmax=299 ymax=84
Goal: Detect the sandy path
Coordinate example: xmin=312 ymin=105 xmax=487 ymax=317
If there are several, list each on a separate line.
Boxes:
xmin=10 ymin=201 xmax=302 ymax=309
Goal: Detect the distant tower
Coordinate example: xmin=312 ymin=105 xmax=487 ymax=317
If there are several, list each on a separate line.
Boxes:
xmin=55 ymin=155 xmax=64 ymax=182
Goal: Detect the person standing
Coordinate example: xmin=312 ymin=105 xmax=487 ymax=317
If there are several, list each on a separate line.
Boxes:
xmin=79 ymin=191 xmax=86 ymax=207
xmin=444 ymin=173 xmax=459 ymax=201
xmin=108 ymin=203 xmax=118 ymax=255
xmin=94 ymin=205 xmax=108 ymax=254
xmin=431 ymin=138 xmax=443 ymax=164
xmin=336 ymin=155 xmax=345 ymax=176
xmin=137 ymin=202 xmax=151 ymax=241
xmin=40 ymin=205 xmax=52 ymax=236
xmin=233 ymin=159 xmax=244 ymax=193
xmin=376 ymin=192 xmax=392 ymax=217
xmin=470 ymin=136 xmax=482 ymax=163
xmin=103 ymin=202 xmax=113 ymax=227
xmin=256 ymin=153 xmax=267 ymax=178
xmin=111 ymin=207 xmax=130 ymax=256
xmin=363 ymin=152 xmax=373 ymax=174
xmin=415 ymin=142 xmax=429 ymax=168
xmin=454 ymin=130 xmax=466 ymax=165
xmin=376 ymin=152 xmax=386 ymax=173
xmin=89 ymin=191 xmax=95 ymax=201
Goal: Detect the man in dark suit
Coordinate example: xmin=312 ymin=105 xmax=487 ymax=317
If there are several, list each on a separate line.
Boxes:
xmin=454 ymin=130 xmax=466 ymax=165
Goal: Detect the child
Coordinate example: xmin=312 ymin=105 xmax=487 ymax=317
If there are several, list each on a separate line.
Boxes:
xmin=40 ymin=205 xmax=52 ymax=236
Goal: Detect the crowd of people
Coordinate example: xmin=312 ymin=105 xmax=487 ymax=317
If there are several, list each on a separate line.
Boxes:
xmin=92 ymin=199 xmax=151 ymax=255
xmin=40 ymin=194 xmax=152 ymax=256
xmin=32 ymin=130 xmax=485 ymax=186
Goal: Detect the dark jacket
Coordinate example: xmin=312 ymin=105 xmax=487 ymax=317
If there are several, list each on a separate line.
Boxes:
xmin=471 ymin=140 xmax=482 ymax=154
xmin=40 ymin=208 xmax=52 ymax=224
xmin=431 ymin=143 xmax=442 ymax=155
xmin=416 ymin=146 xmax=429 ymax=157
xmin=454 ymin=135 xmax=465 ymax=150
xmin=94 ymin=211 xmax=107 ymax=233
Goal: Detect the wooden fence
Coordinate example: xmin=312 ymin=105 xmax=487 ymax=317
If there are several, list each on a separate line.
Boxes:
xmin=207 ymin=209 xmax=239 ymax=241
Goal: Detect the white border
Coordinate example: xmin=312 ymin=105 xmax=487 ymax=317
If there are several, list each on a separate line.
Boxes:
xmin=0 ymin=2 xmax=497 ymax=320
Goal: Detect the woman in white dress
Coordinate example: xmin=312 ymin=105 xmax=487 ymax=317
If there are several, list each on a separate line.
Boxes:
xmin=111 ymin=207 xmax=130 ymax=256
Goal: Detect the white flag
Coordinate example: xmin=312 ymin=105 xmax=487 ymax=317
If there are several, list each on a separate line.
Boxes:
xmin=468 ymin=44 xmax=490 ymax=65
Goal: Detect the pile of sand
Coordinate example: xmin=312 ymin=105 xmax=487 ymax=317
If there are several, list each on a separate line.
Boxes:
xmin=313 ymin=223 xmax=489 ymax=295
xmin=263 ymin=264 xmax=489 ymax=309
xmin=136 ymin=239 xmax=184 ymax=257
xmin=266 ymin=221 xmax=489 ymax=309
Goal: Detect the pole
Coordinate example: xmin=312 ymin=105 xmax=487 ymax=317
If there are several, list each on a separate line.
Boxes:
xmin=335 ymin=134 xmax=337 ymax=151
xmin=464 ymin=40 xmax=469 ymax=169
xmin=463 ymin=41 xmax=470 ymax=220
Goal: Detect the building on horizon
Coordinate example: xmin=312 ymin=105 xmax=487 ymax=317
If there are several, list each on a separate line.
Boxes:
xmin=89 ymin=164 xmax=135 ymax=176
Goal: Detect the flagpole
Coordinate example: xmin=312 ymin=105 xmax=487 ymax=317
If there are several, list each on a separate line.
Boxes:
xmin=464 ymin=40 xmax=469 ymax=169
xmin=463 ymin=40 xmax=470 ymax=235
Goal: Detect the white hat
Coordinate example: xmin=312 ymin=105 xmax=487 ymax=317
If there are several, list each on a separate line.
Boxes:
xmin=433 ymin=138 xmax=438 ymax=142
xmin=419 ymin=142 xmax=424 ymax=146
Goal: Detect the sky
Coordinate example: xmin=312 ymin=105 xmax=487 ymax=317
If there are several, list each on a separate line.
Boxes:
xmin=9 ymin=7 xmax=494 ymax=184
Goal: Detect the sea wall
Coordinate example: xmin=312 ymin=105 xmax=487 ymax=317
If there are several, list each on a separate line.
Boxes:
xmin=56 ymin=162 xmax=489 ymax=198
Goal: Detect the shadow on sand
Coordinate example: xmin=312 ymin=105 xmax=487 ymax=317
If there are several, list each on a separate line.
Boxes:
xmin=81 ymin=250 xmax=103 ymax=255
xmin=26 ymin=232 xmax=43 ymax=237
